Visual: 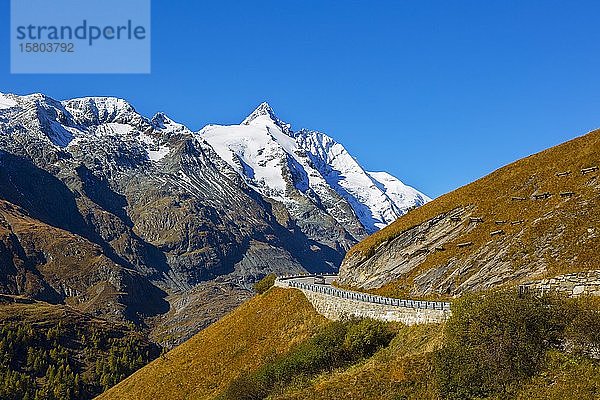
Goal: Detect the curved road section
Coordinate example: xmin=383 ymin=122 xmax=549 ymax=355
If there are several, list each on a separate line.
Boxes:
xmin=275 ymin=275 xmax=451 ymax=321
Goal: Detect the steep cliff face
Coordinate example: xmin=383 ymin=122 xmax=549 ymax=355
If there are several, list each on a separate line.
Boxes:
xmin=0 ymin=92 xmax=428 ymax=342
xmin=339 ymin=129 xmax=600 ymax=298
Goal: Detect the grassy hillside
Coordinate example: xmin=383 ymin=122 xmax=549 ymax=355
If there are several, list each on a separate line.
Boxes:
xmin=271 ymin=323 xmax=443 ymax=400
xmin=98 ymin=130 xmax=600 ymax=400
xmin=267 ymin=292 xmax=600 ymax=400
xmin=98 ymin=287 xmax=600 ymax=400
xmin=341 ymin=129 xmax=600 ymax=297
xmin=98 ymin=288 xmax=327 ymax=400
xmin=0 ymin=199 xmax=134 ymax=316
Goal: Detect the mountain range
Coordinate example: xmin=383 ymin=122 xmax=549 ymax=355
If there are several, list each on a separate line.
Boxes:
xmin=0 ymin=92 xmax=428 ymax=344
xmin=100 ymin=125 xmax=600 ymax=400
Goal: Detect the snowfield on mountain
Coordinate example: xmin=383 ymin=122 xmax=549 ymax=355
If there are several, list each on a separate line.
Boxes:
xmin=201 ymin=102 xmax=430 ymax=233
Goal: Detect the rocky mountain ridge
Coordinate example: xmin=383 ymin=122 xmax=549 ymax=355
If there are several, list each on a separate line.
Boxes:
xmin=202 ymin=101 xmax=429 ymax=235
xmin=0 ymin=92 xmax=428 ymax=343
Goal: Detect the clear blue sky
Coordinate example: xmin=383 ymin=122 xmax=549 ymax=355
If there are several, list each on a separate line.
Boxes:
xmin=2 ymin=1 xmax=600 ymax=197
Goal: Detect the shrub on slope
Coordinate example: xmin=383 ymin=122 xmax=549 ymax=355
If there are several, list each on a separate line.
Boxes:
xmin=221 ymin=318 xmax=397 ymax=399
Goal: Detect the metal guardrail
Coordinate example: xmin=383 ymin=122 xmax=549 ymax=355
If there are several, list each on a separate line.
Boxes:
xmin=277 ymin=275 xmax=451 ymax=311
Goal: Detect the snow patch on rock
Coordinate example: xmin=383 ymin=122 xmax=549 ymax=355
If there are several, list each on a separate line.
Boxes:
xmin=0 ymin=94 xmax=17 ymax=110
xmin=139 ymin=132 xmax=171 ymax=162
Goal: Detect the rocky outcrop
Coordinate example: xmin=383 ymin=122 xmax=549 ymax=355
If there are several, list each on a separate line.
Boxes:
xmin=339 ymin=207 xmax=474 ymax=290
xmin=339 ymin=205 xmax=549 ymax=296
xmin=339 ymin=129 xmax=600 ymax=298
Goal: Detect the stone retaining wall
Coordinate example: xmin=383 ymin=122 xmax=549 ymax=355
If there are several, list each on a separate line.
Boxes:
xmin=519 ymin=270 xmax=600 ymax=297
xmin=275 ymin=276 xmax=450 ymax=325
xmin=299 ymin=289 xmax=449 ymax=324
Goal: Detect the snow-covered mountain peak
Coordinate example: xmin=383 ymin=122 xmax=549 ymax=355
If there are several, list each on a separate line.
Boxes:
xmin=63 ymin=96 xmax=134 ymax=114
xmin=62 ymin=96 xmax=145 ymax=128
xmin=242 ymin=102 xmax=275 ymax=124
xmin=0 ymin=93 xmax=83 ymax=148
xmin=151 ymin=112 xmax=171 ymax=129
xmin=367 ymin=171 xmax=431 ymax=208
xmin=146 ymin=113 xmax=193 ymax=163
xmin=151 ymin=112 xmax=190 ymax=135
xmin=242 ymin=102 xmax=293 ymax=136
xmin=292 ymin=129 xmax=431 ymax=232
xmin=0 ymin=93 xmax=429 ymax=235
xmin=22 ymin=93 xmax=71 ymax=115
xmin=201 ymin=104 xmax=430 ymax=234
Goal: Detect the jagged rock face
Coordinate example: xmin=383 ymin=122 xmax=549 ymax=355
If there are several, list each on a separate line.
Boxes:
xmin=338 ymin=205 xmax=551 ymax=297
xmin=339 ymin=129 xmax=600 ymax=299
xmin=0 ymin=92 xmax=428 ymax=339
xmin=339 ymin=207 xmax=476 ymax=291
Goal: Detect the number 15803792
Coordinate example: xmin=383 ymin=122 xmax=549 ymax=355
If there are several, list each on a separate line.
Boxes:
xmin=19 ymin=42 xmax=74 ymax=52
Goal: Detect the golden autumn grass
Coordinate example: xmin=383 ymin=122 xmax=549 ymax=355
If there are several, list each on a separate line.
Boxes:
xmin=0 ymin=200 xmax=129 ymax=313
xmin=97 ymin=288 xmax=327 ymax=400
xmin=268 ymin=298 xmax=600 ymax=400
xmin=272 ymin=323 xmax=444 ymax=400
xmin=97 ymin=289 xmax=600 ymax=400
xmin=0 ymin=200 xmax=110 ymax=281
xmin=97 ymin=287 xmax=447 ymax=400
xmin=0 ymin=298 xmax=148 ymax=346
xmin=0 ymin=299 xmax=94 ymax=327
xmin=343 ymin=129 xmax=600 ymax=298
